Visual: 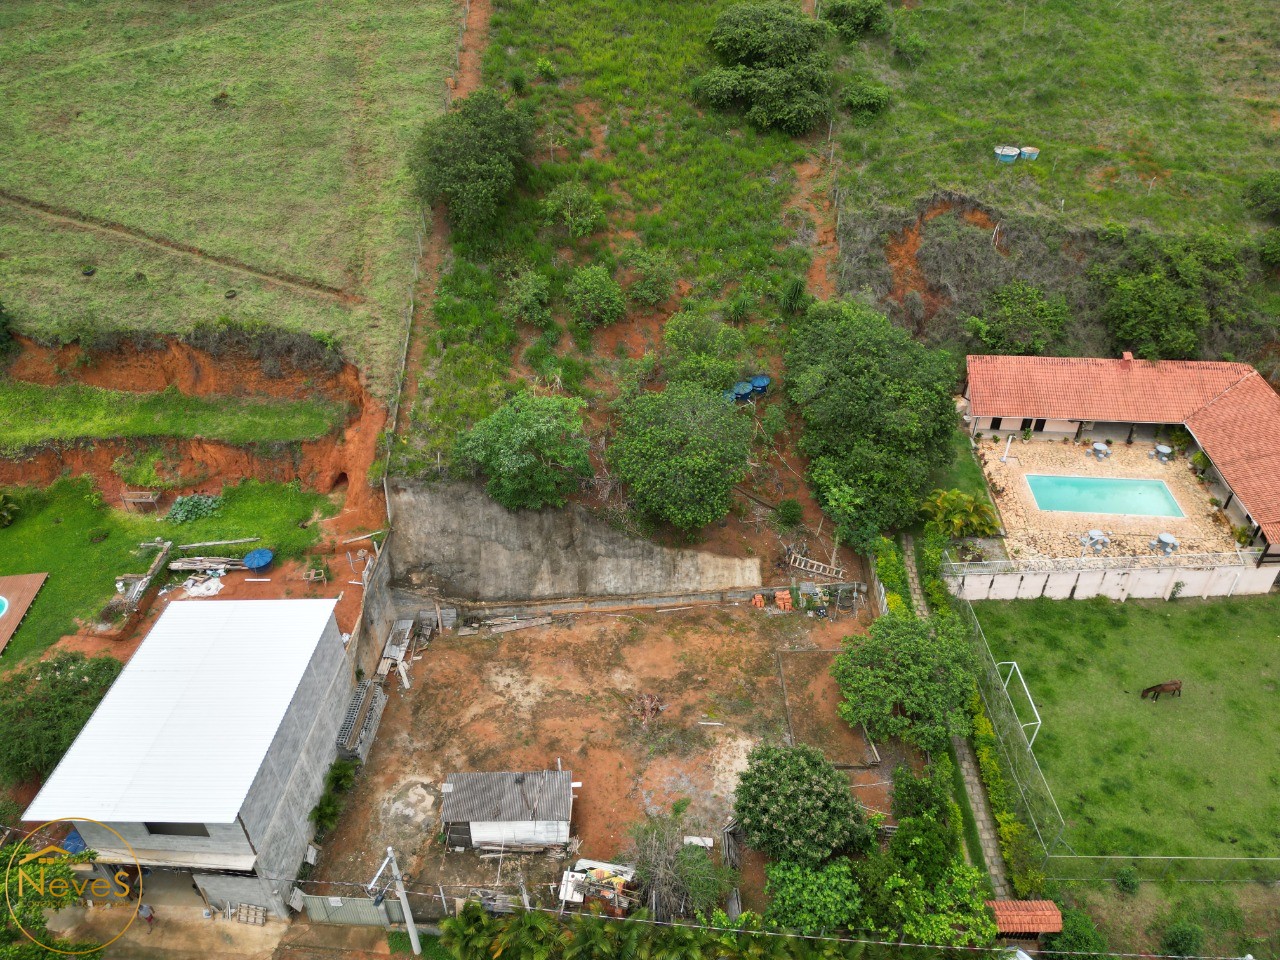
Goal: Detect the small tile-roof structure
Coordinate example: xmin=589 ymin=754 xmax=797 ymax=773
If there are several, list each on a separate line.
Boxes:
xmin=986 ymin=899 xmax=1063 ymax=935
xmin=966 ymin=354 xmax=1280 ymax=543
xmin=441 ymin=771 xmax=574 ymax=824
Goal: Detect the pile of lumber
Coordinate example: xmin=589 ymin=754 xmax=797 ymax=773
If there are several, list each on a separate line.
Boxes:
xmin=169 ymin=557 xmax=247 ymax=572
xmin=631 ymin=694 xmax=665 ymax=729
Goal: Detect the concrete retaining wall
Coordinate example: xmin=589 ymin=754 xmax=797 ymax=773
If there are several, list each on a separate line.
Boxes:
xmin=949 ymin=563 xmax=1278 ymax=602
xmin=387 ymin=481 xmax=761 ymax=602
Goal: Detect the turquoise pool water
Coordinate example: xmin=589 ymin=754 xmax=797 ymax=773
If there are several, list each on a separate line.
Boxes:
xmin=1026 ymin=475 xmax=1185 ymax=517
xmin=0 ymin=597 xmax=7 ymax=618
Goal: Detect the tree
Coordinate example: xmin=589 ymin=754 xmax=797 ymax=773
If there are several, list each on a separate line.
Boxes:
xmin=610 ymin=383 xmax=751 ymax=530
xmin=412 ymin=89 xmax=534 ymax=237
xmin=457 ymin=392 xmax=590 ymax=510
xmin=626 ymin=802 xmax=737 ymax=920
xmin=622 ymin=246 xmax=677 ymax=306
xmin=543 ymin=181 xmax=604 ymax=240
xmin=920 ymin=488 xmax=999 ymax=537
xmin=1162 ymin=919 xmax=1205 ymax=957
xmin=733 ymin=744 xmax=870 ymax=866
xmin=764 ymin=860 xmax=861 ymax=934
xmin=566 ymin=265 xmax=626 ymax=326
xmin=693 ymin=3 xmax=833 ymax=136
xmin=1044 ymin=908 xmax=1108 ymax=954
xmin=662 ymin=312 xmax=744 ymax=390
xmin=831 ymin=615 xmax=976 ymax=753
xmin=0 ymin=654 xmax=123 ymax=784
xmin=1 ymin=839 xmax=104 ymax=958
xmin=963 ymin=280 xmax=1069 ymax=355
xmin=787 ymin=300 xmax=956 ymax=551
xmin=502 ymin=270 xmax=553 ymax=328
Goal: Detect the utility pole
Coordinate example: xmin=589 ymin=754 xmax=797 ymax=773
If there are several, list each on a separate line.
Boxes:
xmin=370 ymin=847 xmax=421 ymax=955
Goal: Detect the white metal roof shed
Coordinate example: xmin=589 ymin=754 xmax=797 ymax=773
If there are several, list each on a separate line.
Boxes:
xmin=25 ymin=599 xmax=339 ymax=825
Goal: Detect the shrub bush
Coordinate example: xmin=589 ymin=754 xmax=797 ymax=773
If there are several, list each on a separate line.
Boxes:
xmin=1260 ymin=228 xmax=1280 ymax=267
xmin=920 ymin=488 xmax=999 ymax=537
xmin=502 ymin=270 xmax=553 ymax=328
xmin=166 ymin=493 xmax=222 ymax=524
xmin=1161 ymin=919 xmax=1205 ymax=957
xmin=1115 ymin=865 xmax=1140 ymax=895
xmin=842 ymin=75 xmax=890 ymax=124
xmin=734 ymin=743 xmax=871 ymax=865
xmin=765 ymin=860 xmax=861 ymax=934
xmin=543 ymin=181 xmax=604 ymax=240
xmin=963 ymin=279 xmax=1069 ymax=355
xmin=774 ymin=498 xmax=803 ymax=528
xmin=662 ymin=311 xmax=745 ymax=389
xmin=412 ymin=89 xmax=535 ymax=237
xmin=622 ymin=246 xmax=677 ymax=306
xmin=821 ymin=0 xmax=888 ymax=40
xmin=310 ymin=759 xmax=360 ymax=837
xmin=1044 ymin=908 xmax=1108 ymax=953
xmin=566 ymin=265 xmax=626 ymax=326
xmin=891 ymin=27 xmax=928 ymax=64
xmin=1245 ymin=172 xmax=1280 ymax=218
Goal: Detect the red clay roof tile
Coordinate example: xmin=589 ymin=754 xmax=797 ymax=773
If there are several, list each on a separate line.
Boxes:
xmin=966 ymin=356 xmax=1280 ymax=543
xmin=986 ymin=899 xmax=1064 ymax=935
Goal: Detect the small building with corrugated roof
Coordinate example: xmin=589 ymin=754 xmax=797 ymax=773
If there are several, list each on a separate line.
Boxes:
xmin=440 ymin=770 xmax=574 ymax=849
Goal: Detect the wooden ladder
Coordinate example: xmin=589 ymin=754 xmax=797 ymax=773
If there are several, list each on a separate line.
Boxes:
xmin=788 ymin=553 xmax=846 ymax=580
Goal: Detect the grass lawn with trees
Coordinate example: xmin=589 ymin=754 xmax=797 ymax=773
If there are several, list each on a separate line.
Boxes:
xmin=974 ymin=595 xmax=1280 ymax=859
xmin=0 ymin=0 xmax=460 ymax=389
xmin=0 ymin=478 xmax=335 ymax=662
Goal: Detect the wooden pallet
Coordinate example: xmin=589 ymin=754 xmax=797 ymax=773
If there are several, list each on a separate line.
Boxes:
xmin=788 ymin=553 xmax=846 ymax=580
xmin=232 ymin=903 xmax=267 ymax=925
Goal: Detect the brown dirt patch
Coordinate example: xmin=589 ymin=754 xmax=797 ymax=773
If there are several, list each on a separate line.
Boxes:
xmin=779 ymin=650 xmax=875 ymax=767
xmin=787 ymin=156 xmax=837 ymax=299
xmin=574 ymin=99 xmax=608 ymax=160
xmin=454 ymin=0 xmax=491 ymax=99
xmin=313 ymin=608 xmax=807 ymax=903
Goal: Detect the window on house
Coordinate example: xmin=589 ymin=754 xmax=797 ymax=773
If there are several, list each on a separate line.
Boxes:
xmin=144 ymin=822 xmax=209 ymax=838
xmin=990 ymin=417 xmax=1002 ymax=430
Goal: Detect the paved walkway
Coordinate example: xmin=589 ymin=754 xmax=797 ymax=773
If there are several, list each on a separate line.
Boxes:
xmin=900 ymin=534 xmax=1011 ymax=899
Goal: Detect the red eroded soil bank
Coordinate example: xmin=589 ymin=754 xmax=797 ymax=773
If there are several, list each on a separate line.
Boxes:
xmin=2 ymin=335 xmax=387 ymax=532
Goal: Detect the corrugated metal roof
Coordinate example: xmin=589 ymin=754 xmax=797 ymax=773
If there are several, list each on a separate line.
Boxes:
xmin=440 ymin=771 xmax=573 ymax=824
xmin=25 ymin=599 xmax=339 ymax=825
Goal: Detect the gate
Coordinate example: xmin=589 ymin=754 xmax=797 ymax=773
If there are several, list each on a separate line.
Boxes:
xmin=301 ymin=894 xmax=404 ymax=926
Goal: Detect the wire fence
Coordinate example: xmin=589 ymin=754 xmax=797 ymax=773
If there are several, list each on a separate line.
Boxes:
xmin=955 ymin=597 xmax=1280 ymax=883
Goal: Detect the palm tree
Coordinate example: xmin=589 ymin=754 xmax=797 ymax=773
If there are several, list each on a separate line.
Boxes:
xmin=491 ymin=909 xmax=571 ymax=960
xmin=0 ymin=493 xmax=18 ymax=529
xmin=440 ymin=902 xmax=498 ymax=960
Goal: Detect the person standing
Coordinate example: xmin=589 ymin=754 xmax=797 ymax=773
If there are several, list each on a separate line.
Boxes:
xmin=138 ymin=902 xmax=155 ymax=934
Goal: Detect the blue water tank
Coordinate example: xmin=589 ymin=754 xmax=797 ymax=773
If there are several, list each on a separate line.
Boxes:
xmin=750 ymin=375 xmax=772 ymax=395
xmin=733 ymin=381 xmax=754 ymax=402
xmin=243 ymin=549 xmax=275 ymax=574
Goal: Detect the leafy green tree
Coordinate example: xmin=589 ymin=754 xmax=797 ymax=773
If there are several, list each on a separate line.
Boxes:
xmin=831 ymin=615 xmax=976 ymax=753
xmin=610 ymin=383 xmax=751 ymax=530
xmin=1092 ymin=230 xmax=1246 ymax=360
xmin=566 ymin=265 xmax=626 ymax=326
xmin=963 ymin=280 xmax=1069 ymax=355
xmin=920 ymin=488 xmax=999 ymax=537
xmin=764 ymin=860 xmax=861 ymax=934
xmin=502 ymin=271 xmax=553 ymax=328
xmin=0 ymin=654 xmax=122 ymax=784
xmin=787 ymin=300 xmax=955 ymax=552
xmin=622 ymin=246 xmax=677 ymax=306
xmin=457 ymin=393 xmax=590 ymax=510
xmin=694 ymin=3 xmax=833 ymax=136
xmin=543 ymin=181 xmax=605 ymax=240
xmin=733 ymin=744 xmax=870 ymax=866
xmin=1259 ymin=228 xmax=1280 ymax=268
xmin=1245 ymin=172 xmax=1280 ymax=219
xmin=821 ymin=0 xmax=888 ymax=40
xmin=412 ymin=89 xmax=534 ymax=237
xmin=1 ymin=840 xmax=104 ymax=958
xmin=440 ymin=903 xmax=500 ymax=959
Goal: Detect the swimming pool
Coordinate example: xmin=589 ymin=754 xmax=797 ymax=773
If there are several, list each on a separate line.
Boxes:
xmin=0 ymin=597 xmax=8 ymax=618
xmin=1025 ymin=475 xmax=1185 ymax=517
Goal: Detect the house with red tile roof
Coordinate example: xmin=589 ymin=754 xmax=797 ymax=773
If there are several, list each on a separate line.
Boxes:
xmin=964 ymin=353 xmax=1280 ymax=565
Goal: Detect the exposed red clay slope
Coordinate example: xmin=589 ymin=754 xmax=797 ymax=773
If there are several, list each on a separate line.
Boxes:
xmin=3 ymin=335 xmax=386 ymax=532
xmin=789 ymin=155 xmax=838 ymax=299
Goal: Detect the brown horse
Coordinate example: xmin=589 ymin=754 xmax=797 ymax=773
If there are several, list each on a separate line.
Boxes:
xmin=1141 ymin=680 xmax=1182 ymax=701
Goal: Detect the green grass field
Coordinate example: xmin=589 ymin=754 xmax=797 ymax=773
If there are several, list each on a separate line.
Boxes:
xmin=0 ymin=381 xmax=344 ymax=454
xmin=974 ymin=595 xmax=1280 ymax=858
xmin=839 ymin=0 xmax=1280 ymax=233
xmin=0 ymin=477 xmax=335 ymax=662
xmin=0 ymin=0 xmax=460 ymax=389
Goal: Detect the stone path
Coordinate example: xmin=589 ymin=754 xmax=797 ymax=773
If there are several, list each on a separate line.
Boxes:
xmin=900 ymin=534 xmax=1012 ymax=899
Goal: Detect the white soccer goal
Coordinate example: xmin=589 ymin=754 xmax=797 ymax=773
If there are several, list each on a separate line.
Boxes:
xmin=995 ymin=660 xmax=1043 ymax=749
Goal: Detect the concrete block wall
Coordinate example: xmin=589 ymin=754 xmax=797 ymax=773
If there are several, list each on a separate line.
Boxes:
xmin=949 ymin=563 xmax=1279 ymax=602
xmin=74 ymin=819 xmax=253 ymax=866
xmin=238 ymin=615 xmax=351 ymax=918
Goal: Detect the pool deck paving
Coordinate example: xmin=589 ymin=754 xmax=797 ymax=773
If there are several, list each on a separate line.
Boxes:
xmin=977 ymin=440 xmax=1237 ymax=560
xmin=0 ymin=572 xmax=48 ymax=655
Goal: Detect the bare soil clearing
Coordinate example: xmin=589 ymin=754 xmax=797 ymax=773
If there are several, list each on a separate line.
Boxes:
xmin=313 ymin=607 xmax=883 ymax=904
